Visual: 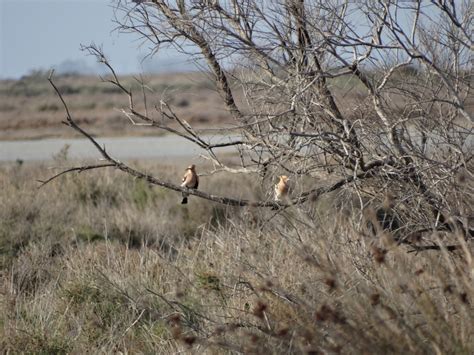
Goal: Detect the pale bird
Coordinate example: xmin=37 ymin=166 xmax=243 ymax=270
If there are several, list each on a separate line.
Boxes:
xmin=274 ymin=175 xmax=290 ymax=202
xmin=181 ymin=164 xmax=199 ymax=204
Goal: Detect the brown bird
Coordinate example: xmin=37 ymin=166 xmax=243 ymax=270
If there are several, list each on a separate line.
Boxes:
xmin=181 ymin=164 xmax=199 ymax=204
xmin=274 ymin=175 xmax=290 ymax=202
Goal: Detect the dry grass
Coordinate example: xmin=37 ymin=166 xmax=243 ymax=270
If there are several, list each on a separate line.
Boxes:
xmin=1 ymin=69 xmax=471 ymax=141
xmin=0 ymin=160 xmax=472 ymax=354
xmin=0 ymin=70 xmax=378 ymax=141
xmin=0 ymin=71 xmax=235 ymax=140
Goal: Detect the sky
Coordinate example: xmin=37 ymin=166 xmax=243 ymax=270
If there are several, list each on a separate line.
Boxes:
xmin=0 ymin=0 xmax=193 ymax=79
xmin=0 ymin=1 xmax=454 ymax=79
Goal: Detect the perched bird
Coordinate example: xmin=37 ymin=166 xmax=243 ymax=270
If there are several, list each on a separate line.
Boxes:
xmin=274 ymin=175 xmax=290 ymax=202
xmin=181 ymin=164 xmax=199 ymax=204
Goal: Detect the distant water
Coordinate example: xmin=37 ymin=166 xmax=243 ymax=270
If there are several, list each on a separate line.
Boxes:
xmin=0 ymin=135 xmax=238 ymax=162
xmin=1 ymin=131 xmax=471 ymax=163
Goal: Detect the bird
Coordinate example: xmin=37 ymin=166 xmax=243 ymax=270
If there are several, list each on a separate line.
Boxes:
xmin=181 ymin=164 xmax=199 ymax=204
xmin=274 ymin=175 xmax=290 ymax=202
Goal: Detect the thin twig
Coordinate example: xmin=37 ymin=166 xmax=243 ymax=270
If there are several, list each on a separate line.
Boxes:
xmin=37 ymin=163 xmax=116 ymax=188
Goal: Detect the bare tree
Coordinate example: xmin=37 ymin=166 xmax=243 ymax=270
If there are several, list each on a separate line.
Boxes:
xmin=44 ymin=0 xmax=473 ymax=246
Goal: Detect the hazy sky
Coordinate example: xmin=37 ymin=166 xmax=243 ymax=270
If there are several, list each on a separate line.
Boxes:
xmin=0 ymin=1 xmax=447 ymax=79
xmin=0 ymin=0 xmax=192 ymax=79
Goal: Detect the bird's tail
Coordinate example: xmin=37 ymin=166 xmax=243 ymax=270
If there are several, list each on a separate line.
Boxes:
xmin=181 ymin=191 xmax=189 ymax=204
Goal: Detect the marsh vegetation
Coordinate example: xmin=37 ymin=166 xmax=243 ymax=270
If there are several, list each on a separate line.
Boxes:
xmin=0 ymin=161 xmax=472 ymax=353
xmin=1 ymin=0 xmax=473 ymax=353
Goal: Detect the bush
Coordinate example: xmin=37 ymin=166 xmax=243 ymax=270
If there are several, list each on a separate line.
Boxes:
xmin=38 ymin=103 xmax=59 ymax=112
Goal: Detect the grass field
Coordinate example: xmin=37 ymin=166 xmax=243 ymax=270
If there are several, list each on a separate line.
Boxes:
xmin=1 ymin=68 xmax=472 ymax=353
xmin=0 ymin=159 xmax=472 ymax=353
xmin=0 ymin=71 xmax=235 ymax=140
xmin=1 ymin=1 xmax=472 ymax=350
xmin=0 ymin=70 xmax=377 ymax=141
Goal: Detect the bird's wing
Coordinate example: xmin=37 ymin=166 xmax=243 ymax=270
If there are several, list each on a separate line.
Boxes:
xmin=182 ymin=171 xmax=191 ymax=186
xmin=183 ymin=171 xmax=200 ymax=188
